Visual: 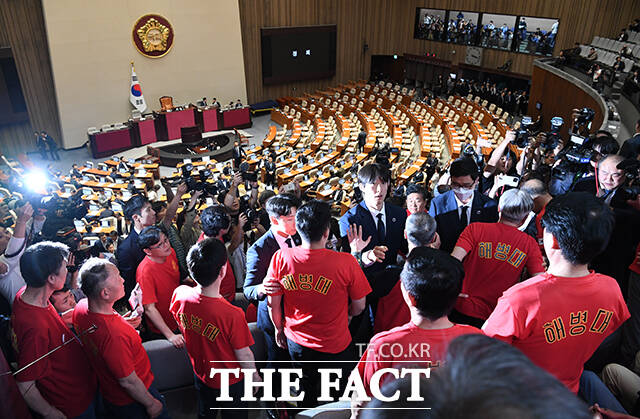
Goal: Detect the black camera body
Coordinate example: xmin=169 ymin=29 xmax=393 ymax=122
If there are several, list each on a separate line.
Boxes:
xmin=617 ymin=159 xmax=640 ymax=202
xmin=238 ymin=194 xmax=256 ymax=231
xmin=514 ymin=116 xmax=534 ymax=148
xmin=179 ymin=164 xmax=219 ymax=196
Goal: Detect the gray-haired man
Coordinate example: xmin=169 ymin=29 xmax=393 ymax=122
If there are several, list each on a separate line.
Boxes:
xmin=450 ymin=189 xmax=545 ymax=328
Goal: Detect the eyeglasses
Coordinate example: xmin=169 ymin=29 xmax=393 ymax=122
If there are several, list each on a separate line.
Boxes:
xmin=451 ymin=181 xmax=475 ymax=189
xmin=149 ymin=236 xmax=169 ymax=250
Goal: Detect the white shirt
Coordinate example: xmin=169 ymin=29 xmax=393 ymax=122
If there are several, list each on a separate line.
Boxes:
xmin=272 ymin=228 xmax=298 ymax=250
xmin=0 ymin=217 xmax=45 ymax=305
xmin=361 ymin=204 xmax=386 ymax=267
xmin=367 ymin=203 xmax=387 ymax=233
xmin=454 ymin=192 xmax=473 ymax=225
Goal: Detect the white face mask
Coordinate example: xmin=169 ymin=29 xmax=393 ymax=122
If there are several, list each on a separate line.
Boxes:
xmin=452 ymin=186 xmax=474 ymax=200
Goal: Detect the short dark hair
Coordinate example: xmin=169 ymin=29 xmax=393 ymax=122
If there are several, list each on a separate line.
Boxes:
xmin=138 ymin=225 xmax=164 ymax=250
xmin=450 ymin=157 xmax=479 ymax=180
xmin=593 ymin=135 xmax=620 ymax=156
xmin=405 ymin=184 xmax=428 ymax=200
xmin=124 ymin=194 xmax=150 ymax=221
xmin=358 ymin=163 xmax=391 ymax=185
xmin=200 ymin=205 xmax=230 ymax=238
xmin=541 ymin=192 xmax=614 ymax=264
xmin=187 ymin=237 xmax=227 ymax=287
xmin=265 ymin=193 xmax=300 ymax=218
xmin=400 ymin=247 xmax=464 ymax=320
xmin=295 ymin=200 xmax=331 ymax=243
xmin=20 ymin=241 xmax=70 ymax=288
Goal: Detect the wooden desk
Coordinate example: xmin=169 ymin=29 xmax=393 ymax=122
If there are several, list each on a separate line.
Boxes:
xmin=263 ymin=126 xmax=277 ymax=148
xmin=286 ymin=121 xmax=303 ymax=147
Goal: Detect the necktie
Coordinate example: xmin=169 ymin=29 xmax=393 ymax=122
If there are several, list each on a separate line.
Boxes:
xmin=460 ymin=205 xmax=469 ymax=228
xmin=377 ymin=213 xmax=386 ymax=241
xmin=285 ymin=237 xmax=293 ymax=248
xmin=292 ymin=233 xmax=302 ymax=246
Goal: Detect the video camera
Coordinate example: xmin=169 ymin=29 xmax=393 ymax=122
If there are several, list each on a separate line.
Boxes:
xmin=461 ymin=143 xmax=484 ymax=169
xmin=573 ymin=107 xmax=595 ymax=132
xmin=542 ymin=117 xmax=564 ymax=153
xmin=174 ymin=163 xmax=220 ymax=196
xmin=514 ymin=116 xmax=534 ymax=148
xmin=238 ymin=194 xmax=257 ymax=231
xmin=617 ymin=159 xmax=640 ymax=202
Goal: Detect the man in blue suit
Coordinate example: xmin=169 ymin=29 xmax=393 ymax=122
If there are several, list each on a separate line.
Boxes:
xmin=429 ymin=157 xmax=499 ymax=253
xmin=339 ymin=163 xmax=407 ymax=342
xmin=243 ymin=194 xmax=301 ymax=365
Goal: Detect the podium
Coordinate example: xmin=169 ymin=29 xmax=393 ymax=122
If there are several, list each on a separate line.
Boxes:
xmin=180 ymin=126 xmax=202 ymax=144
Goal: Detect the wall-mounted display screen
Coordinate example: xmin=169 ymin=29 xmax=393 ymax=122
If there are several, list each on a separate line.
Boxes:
xmin=413 ymin=9 xmax=558 ymax=57
xmin=446 ymin=11 xmax=480 ymax=45
xmin=480 ymin=13 xmax=517 ymax=51
xmin=414 ymin=9 xmax=446 ymax=42
xmin=514 ymin=16 xmax=559 ymax=56
xmin=261 ymin=25 xmax=337 ymax=85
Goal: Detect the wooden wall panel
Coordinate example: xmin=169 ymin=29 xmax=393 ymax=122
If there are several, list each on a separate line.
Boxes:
xmin=240 ymin=0 xmax=640 ymax=103
xmin=528 ymin=64 xmax=603 ymax=139
xmin=0 ymin=0 xmax=61 ymax=156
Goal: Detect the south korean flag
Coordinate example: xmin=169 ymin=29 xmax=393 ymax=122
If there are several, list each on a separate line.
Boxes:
xmin=129 ymin=64 xmax=147 ymax=113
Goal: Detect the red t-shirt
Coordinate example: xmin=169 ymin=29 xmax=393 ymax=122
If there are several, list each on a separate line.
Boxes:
xmin=267 ymin=247 xmax=372 ymax=353
xmin=137 ymin=248 xmax=180 ymax=333
xmin=11 ymin=288 xmax=97 ymax=417
xmin=357 ymin=322 xmax=482 ymax=394
xmin=197 ymin=233 xmax=235 ymax=303
xmin=483 ymin=272 xmax=630 ymax=393
xmin=629 ymin=243 xmax=640 ymax=275
xmin=374 ymin=281 xmax=410 ymax=334
xmin=73 ymin=299 xmax=154 ymax=406
xmin=170 ymin=285 xmax=254 ymax=388
xmin=454 ymin=222 xmax=545 ymax=320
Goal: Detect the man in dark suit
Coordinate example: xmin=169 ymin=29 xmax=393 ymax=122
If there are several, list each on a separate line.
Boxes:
xmin=264 ymin=155 xmax=276 ymax=186
xmin=232 ymin=141 xmax=246 ymax=169
xmin=339 ymin=163 xmax=407 ymax=275
xmin=357 ymin=128 xmax=367 ymax=153
xmin=429 ymin=157 xmax=499 ymax=253
xmin=620 ymin=119 xmax=640 ymax=159
xmin=116 ymin=195 xmax=156 ymax=302
xmin=244 ymin=194 xmax=301 ymax=365
xmin=339 ymin=163 xmax=407 ymax=342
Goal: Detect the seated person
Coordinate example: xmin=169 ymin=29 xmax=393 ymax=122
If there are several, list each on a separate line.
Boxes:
xmin=353 ymin=246 xmax=481 ymax=415
xmin=171 ymin=238 xmax=259 ymax=418
xmin=74 ymin=258 xmax=169 ymax=418
xmin=137 ymin=225 xmax=183 ymax=347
